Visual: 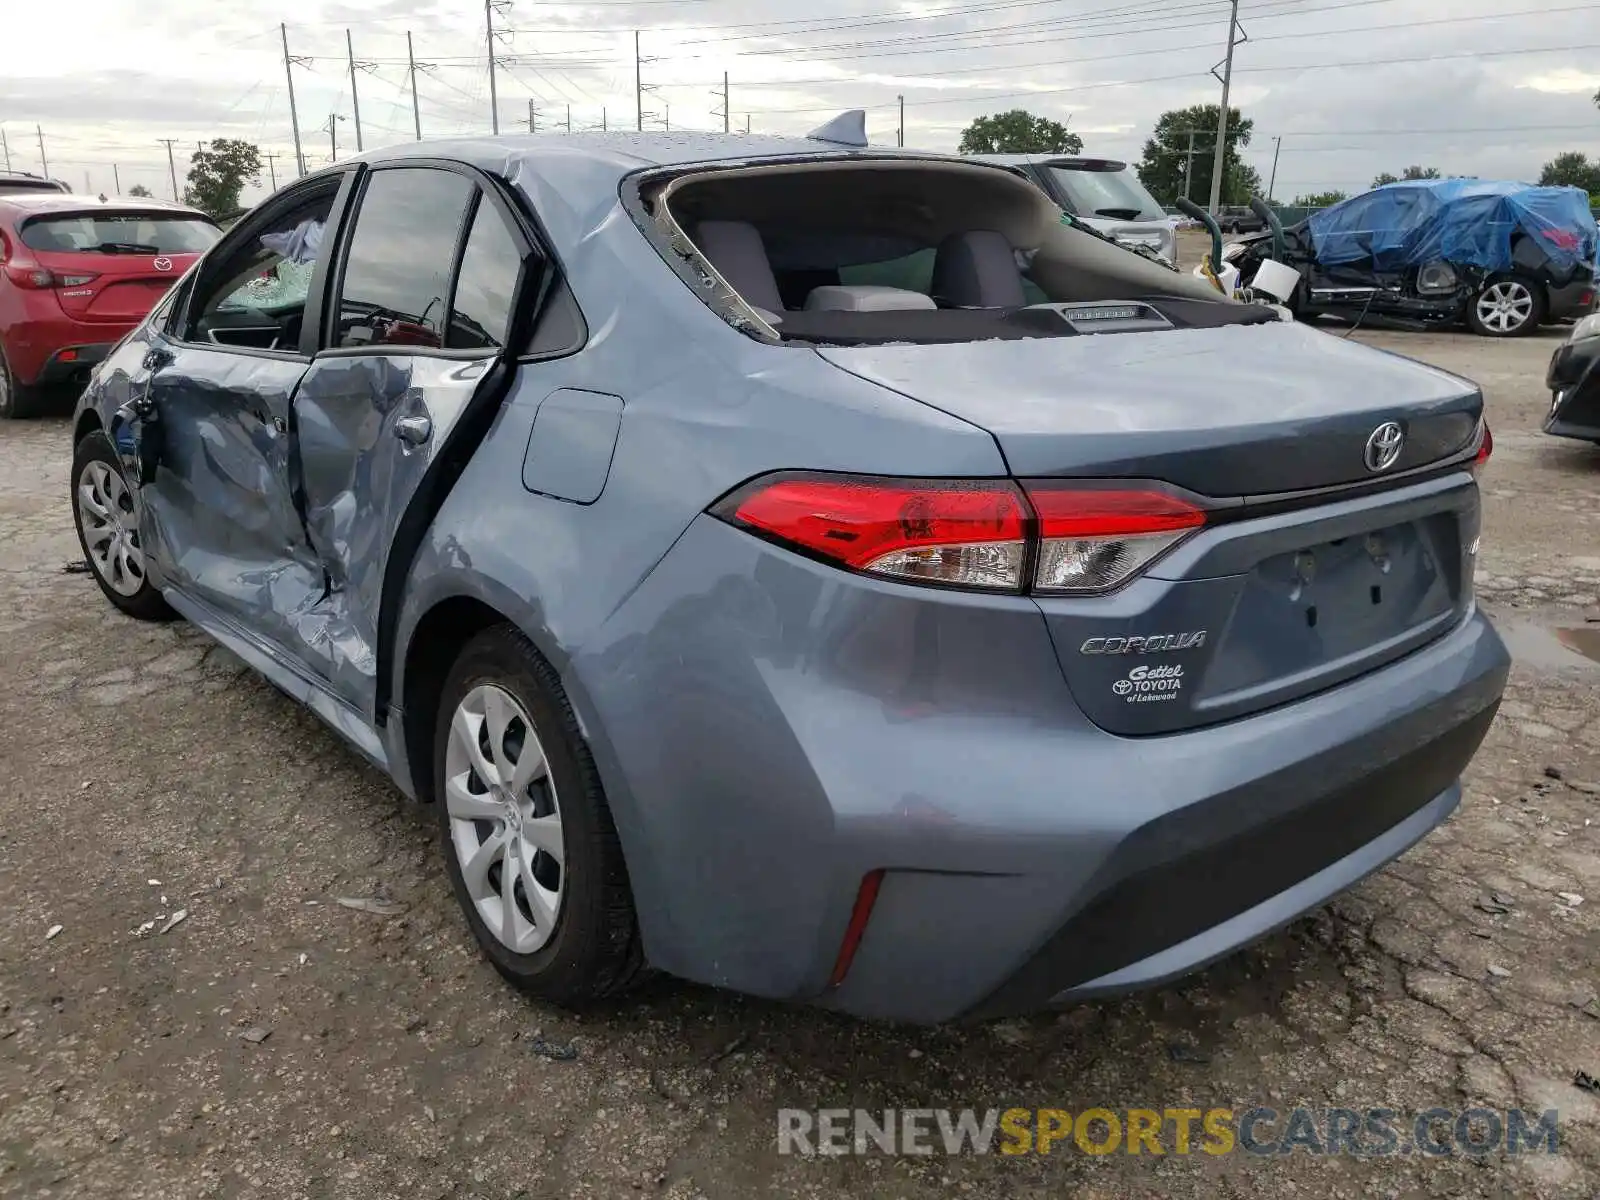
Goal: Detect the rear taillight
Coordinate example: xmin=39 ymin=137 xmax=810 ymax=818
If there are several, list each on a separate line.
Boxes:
xmin=1 ymin=264 xmax=97 ymax=289
xmin=719 ymin=475 xmax=1028 ymax=590
xmin=1026 ymin=485 xmax=1207 ymax=593
xmin=1471 ymin=420 xmax=1493 ymax=471
xmin=713 ymin=473 xmax=1207 ymax=594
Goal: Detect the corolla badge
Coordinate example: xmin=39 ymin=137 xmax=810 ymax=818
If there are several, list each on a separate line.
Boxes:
xmin=152 ymin=257 xmax=172 ymax=272
xmin=1363 ymin=421 xmax=1404 ymax=472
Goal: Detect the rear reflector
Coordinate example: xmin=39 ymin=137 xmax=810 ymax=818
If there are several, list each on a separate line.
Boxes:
xmin=718 ymin=475 xmax=1028 ymax=591
xmin=714 ymin=473 xmax=1210 ymax=595
xmin=828 ymin=869 xmax=884 ymax=988
xmin=1026 ymin=486 xmax=1206 ymax=593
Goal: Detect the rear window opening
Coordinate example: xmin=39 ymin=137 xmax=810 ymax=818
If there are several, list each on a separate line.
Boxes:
xmin=638 ymin=158 xmax=1268 ymax=346
xmin=20 ymin=211 xmax=221 ymax=255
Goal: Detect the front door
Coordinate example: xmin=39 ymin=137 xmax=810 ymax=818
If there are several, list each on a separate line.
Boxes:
xmin=131 ymin=172 xmax=351 ymax=644
xmin=291 ymin=164 xmax=531 ymax=714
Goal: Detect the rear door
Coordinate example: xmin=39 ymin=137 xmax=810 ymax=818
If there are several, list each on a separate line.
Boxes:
xmin=19 ymin=208 xmax=217 ymax=325
xmin=291 ymin=161 xmax=538 ymax=714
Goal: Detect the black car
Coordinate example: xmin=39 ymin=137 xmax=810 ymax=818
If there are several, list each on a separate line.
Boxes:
xmin=1545 ymin=314 xmax=1600 ymax=445
xmin=1225 ymin=180 xmax=1597 ymax=337
xmin=1218 ymin=205 xmax=1267 ymax=234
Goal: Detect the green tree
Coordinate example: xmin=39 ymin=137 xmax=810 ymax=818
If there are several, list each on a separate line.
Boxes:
xmin=126 ymin=183 xmax=153 ymax=198
xmin=1372 ymin=165 xmax=1442 ymax=188
xmin=1134 ymin=106 xmax=1255 ymax=206
xmin=1539 ymin=151 xmax=1600 ymax=193
xmin=183 ymin=138 xmax=261 ymax=218
xmin=1293 ymin=190 xmax=1348 ymax=208
xmin=958 ymin=110 xmax=1082 ymax=155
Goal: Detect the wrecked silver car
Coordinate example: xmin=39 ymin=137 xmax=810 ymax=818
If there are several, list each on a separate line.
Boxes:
xmin=68 ymin=118 xmax=1505 ymax=1023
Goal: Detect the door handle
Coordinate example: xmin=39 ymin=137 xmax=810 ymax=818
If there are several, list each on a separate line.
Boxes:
xmin=394 ymin=415 xmax=433 ymax=446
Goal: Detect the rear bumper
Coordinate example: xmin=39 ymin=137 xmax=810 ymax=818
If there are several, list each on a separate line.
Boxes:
xmin=34 ymin=342 xmax=112 ymax=385
xmin=2 ymin=308 xmax=133 ymax=385
xmin=575 ymin=515 xmax=1509 ymax=1024
xmin=1546 ymin=277 xmax=1597 ymax=322
xmin=1544 ymin=335 xmax=1600 ymax=442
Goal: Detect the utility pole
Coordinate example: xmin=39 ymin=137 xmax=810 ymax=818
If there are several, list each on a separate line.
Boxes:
xmin=528 ymin=98 xmax=536 ymax=133
xmin=263 ymin=152 xmax=280 ymax=191
xmin=112 ymin=163 xmax=120 ymax=192
xmin=84 ymin=170 xmax=92 ymax=193
xmin=403 ymin=30 xmax=422 ymax=140
xmin=745 ymin=114 xmax=751 ymax=134
xmin=603 ymin=107 xmax=607 ymax=132
xmin=1206 ymin=0 xmax=1243 ymax=216
xmin=324 ymin=115 xmax=343 ymax=162
xmin=898 ymin=95 xmax=904 ymax=147
xmin=35 ymin=126 xmax=48 ymax=179
xmin=1267 ymin=135 xmax=1283 ymax=201
xmin=281 ymin=23 xmax=306 ymax=177
xmin=1 ymin=128 xmax=11 ymax=173
xmin=722 ymin=72 xmax=730 ymax=133
xmin=1182 ymin=129 xmax=1198 ymax=201
xmin=158 ymin=138 xmax=180 ymax=200
xmin=566 ymin=104 xmax=571 ymax=132
xmin=634 ymin=31 xmax=643 ymax=132
xmin=486 ymin=0 xmax=500 ymax=134
xmin=347 ymin=30 xmax=365 ymax=152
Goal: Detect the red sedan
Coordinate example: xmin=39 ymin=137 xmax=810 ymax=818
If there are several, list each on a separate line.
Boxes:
xmin=0 ymin=193 xmax=220 ymax=418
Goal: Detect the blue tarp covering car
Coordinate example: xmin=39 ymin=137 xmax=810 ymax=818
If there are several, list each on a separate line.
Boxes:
xmin=1307 ymin=179 xmax=1597 ymax=275
xmin=1226 ymin=178 xmax=1597 ymax=336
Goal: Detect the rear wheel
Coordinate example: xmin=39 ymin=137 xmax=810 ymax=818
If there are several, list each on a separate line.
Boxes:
xmin=70 ymin=432 xmax=175 ymax=620
xmin=434 ymin=625 xmax=644 ymax=1005
xmin=0 ymin=347 xmax=47 ymax=419
xmin=1466 ymin=275 xmax=1545 ymax=337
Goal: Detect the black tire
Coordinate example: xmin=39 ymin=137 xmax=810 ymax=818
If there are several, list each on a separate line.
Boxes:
xmin=0 ymin=346 xmax=47 ymax=420
xmin=69 ymin=431 xmax=177 ymax=621
xmin=1465 ymin=274 xmax=1546 ymax=338
xmin=434 ymin=625 xmax=644 ymax=1005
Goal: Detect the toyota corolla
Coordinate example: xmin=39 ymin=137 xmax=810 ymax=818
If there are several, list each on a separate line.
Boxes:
xmin=68 ymin=118 xmax=1508 ymax=1023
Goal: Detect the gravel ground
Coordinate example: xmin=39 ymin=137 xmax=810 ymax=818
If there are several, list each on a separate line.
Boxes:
xmin=2 ymin=313 xmax=1599 ymax=1199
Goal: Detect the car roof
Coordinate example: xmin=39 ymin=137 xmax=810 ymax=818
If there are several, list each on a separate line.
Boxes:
xmin=0 ymin=192 xmax=211 ymax=221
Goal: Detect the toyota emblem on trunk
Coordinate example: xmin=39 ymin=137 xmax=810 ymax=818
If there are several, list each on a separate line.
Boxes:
xmin=152 ymin=257 xmax=172 ymax=272
xmin=1363 ymin=421 xmax=1404 ymax=472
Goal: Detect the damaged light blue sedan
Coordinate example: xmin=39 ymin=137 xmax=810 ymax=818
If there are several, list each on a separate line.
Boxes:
xmin=70 ymin=119 xmax=1509 ymax=1024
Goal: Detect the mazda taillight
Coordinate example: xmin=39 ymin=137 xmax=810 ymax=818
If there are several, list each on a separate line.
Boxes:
xmin=1026 ymin=484 xmax=1207 ymax=593
xmin=3 ymin=262 xmax=56 ymax=289
xmin=712 ymin=473 xmax=1208 ymax=595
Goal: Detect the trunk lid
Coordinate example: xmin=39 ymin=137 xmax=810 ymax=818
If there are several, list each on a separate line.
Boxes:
xmin=816 ymin=320 xmax=1480 ymax=496
xmin=38 ymin=249 xmax=197 ymax=322
xmin=818 ymin=322 xmax=1484 ymax=735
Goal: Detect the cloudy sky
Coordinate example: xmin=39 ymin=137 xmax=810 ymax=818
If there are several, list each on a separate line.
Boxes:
xmin=3 ymin=0 xmax=1597 ymax=205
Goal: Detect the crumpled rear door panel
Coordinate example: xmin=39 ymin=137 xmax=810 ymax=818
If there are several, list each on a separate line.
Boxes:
xmin=289 ymin=351 xmax=496 ymax=711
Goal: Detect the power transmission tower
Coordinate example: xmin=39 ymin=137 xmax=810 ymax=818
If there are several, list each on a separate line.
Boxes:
xmin=406 ymin=31 xmax=436 ymax=140
xmin=158 ymin=138 xmax=180 ymax=200
xmin=1206 ymin=0 xmax=1245 ymax=215
xmin=281 ymin=23 xmax=309 ymax=177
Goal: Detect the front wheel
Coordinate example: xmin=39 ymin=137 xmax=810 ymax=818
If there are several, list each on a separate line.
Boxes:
xmin=434 ymin=625 xmax=644 ymax=1006
xmin=1466 ymin=275 xmax=1545 ymax=337
xmin=70 ymin=431 xmax=175 ymax=620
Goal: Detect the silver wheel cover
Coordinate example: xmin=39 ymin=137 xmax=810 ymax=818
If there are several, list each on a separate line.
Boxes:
xmin=444 ymin=683 xmax=565 ymax=954
xmin=76 ymin=460 xmax=146 ymax=597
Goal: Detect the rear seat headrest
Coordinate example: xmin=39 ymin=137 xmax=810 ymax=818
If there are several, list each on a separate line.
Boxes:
xmin=932 ymin=230 xmax=1027 ymax=309
xmin=693 ymin=220 xmax=784 ymax=315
